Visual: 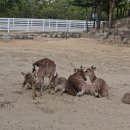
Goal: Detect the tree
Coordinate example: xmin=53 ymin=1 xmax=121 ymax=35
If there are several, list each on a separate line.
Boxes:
xmin=72 ymin=0 xmax=104 ymax=30
xmin=0 ymin=0 xmax=129 ymax=23
xmin=108 ymin=0 xmax=115 ymax=30
xmin=96 ymin=0 xmax=102 ymax=30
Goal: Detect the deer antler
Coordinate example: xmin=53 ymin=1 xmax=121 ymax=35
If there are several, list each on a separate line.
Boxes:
xmin=78 ymin=51 xmax=86 ymax=70
xmin=65 ymin=55 xmax=78 ymax=69
xmin=79 ymin=51 xmax=86 ymax=67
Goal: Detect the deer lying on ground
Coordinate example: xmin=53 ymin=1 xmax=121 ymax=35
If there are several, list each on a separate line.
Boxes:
xmin=22 ymin=72 xmax=40 ymax=90
xmin=122 ymin=92 xmax=130 ymax=104
xmin=51 ymin=73 xmax=68 ymax=95
xmin=85 ymin=66 xmax=108 ymax=98
xmin=22 ymin=58 xmax=56 ymax=99
xmin=65 ymin=55 xmax=88 ymax=96
xmin=22 ymin=72 xmax=33 ymax=89
xmin=21 ymin=71 xmax=41 ymax=99
xmin=66 ymin=66 xmax=88 ymax=96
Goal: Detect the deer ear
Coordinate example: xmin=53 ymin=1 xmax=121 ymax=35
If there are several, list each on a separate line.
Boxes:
xmin=21 ymin=72 xmax=26 ymax=76
xmin=74 ymin=68 xmax=77 ymax=73
xmin=91 ymin=66 xmax=96 ymax=70
xmin=80 ymin=65 xmax=83 ymax=69
xmin=55 ymin=72 xmax=58 ymax=77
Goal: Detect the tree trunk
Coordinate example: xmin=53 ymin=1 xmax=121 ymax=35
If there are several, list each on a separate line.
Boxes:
xmin=123 ymin=6 xmax=125 ymax=17
xmin=108 ymin=0 xmax=115 ymax=31
xmin=128 ymin=9 xmax=130 ymax=16
xmin=116 ymin=7 xmax=119 ymax=19
xmin=96 ymin=0 xmax=102 ymax=30
xmin=93 ymin=7 xmax=96 ymax=28
xmin=120 ymin=7 xmax=123 ymax=18
xmin=107 ymin=9 xmax=109 ymax=21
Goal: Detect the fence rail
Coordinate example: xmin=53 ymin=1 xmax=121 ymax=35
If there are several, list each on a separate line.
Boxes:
xmin=0 ymin=18 xmax=102 ymax=33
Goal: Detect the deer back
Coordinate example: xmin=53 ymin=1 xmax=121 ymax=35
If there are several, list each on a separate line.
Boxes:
xmin=122 ymin=93 xmax=130 ymax=104
xmin=51 ymin=76 xmax=67 ymax=87
xmin=33 ymin=58 xmax=56 ymax=78
xmin=66 ymin=72 xmax=87 ymax=96
xmin=88 ymin=78 xmax=108 ymax=97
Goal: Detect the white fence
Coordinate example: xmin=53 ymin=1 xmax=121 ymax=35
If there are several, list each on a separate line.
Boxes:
xmin=0 ymin=18 xmax=99 ymax=33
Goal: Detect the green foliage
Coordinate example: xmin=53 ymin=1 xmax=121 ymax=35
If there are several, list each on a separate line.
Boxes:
xmin=0 ymin=0 xmax=87 ymax=19
xmin=0 ymin=0 xmax=129 ymax=20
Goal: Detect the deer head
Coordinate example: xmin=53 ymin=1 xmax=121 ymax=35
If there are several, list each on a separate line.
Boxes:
xmin=73 ymin=67 xmax=87 ymax=81
xmin=84 ymin=66 xmax=97 ymax=83
xmin=85 ymin=66 xmax=96 ymax=75
xmin=51 ymin=72 xmax=59 ymax=86
xmin=21 ymin=71 xmax=38 ymax=89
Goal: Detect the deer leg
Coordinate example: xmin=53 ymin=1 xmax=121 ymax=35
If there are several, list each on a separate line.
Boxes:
xmin=100 ymin=89 xmax=109 ymax=97
xmin=61 ymin=88 xmax=66 ymax=96
xmin=40 ymin=79 xmax=44 ymax=96
xmin=32 ymin=84 xmax=37 ymax=99
xmin=93 ymin=92 xmax=101 ymax=98
xmin=76 ymin=91 xmax=81 ymax=97
xmin=77 ymin=91 xmax=82 ymax=97
xmin=54 ymin=87 xmax=58 ymax=93
xmin=48 ymin=77 xmax=52 ymax=94
xmin=79 ymin=89 xmax=85 ymax=96
xmin=77 ymin=86 xmax=86 ymax=97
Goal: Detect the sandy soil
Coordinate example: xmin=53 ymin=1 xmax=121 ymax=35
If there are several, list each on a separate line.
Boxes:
xmin=0 ymin=38 xmax=130 ymax=130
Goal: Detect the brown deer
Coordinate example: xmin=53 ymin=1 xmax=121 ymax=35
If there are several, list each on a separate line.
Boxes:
xmin=122 ymin=93 xmax=130 ymax=104
xmin=66 ymin=66 xmax=88 ymax=96
xmin=22 ymin=72 xmax=33 ymax=89
xmin=32 ymin=58 xmax=56 ymax=94
xmin=21 ymin=71 xmax=40 ymax=99
xmin=65 ymin=55 xmax=88 ymax=96
xmin=85 ymin=66 xmax=108 ymax=98
xmin=50 ymin=73 xmax=68 ymax=95
xmin=22 ymin=58 xmax=56 ymax=99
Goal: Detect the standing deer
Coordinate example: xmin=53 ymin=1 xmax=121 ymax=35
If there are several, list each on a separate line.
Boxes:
xmin=66 ymin=67 xmax=88 ymax=96
xmin=122 ymin=93 xmax=130 ymax=104
xmin=85 ymin=66 xmax=108 ymax=98
xmin=22 ymin=58 xmax=56 ymax=99
xmin=32 ymin=58 xmax=56 ymax=95
xmin=51 ymin=73 xmax=68 ymax=95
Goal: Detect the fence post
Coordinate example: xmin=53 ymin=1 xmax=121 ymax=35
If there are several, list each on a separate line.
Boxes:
xmin=86 ymin=16 xmax=88 ymax=32
xmin=84 ymin=21 xmax=86 ymax=31
xmin=56 ymin=19 xmax=58 ymax=32
xmin=27 ymin=19 xmax=29 ymax=32
xmin=66 ymin=20 xmax=68 ymax=32
xmin=49 ymin=19 xmax=50 ymax=28
xmin=68 ymin=20 xmax=71 ymax=32
xmin=31 ymin=19 xmax=32 ymax=27
xmin=8 ymin=18 xmax=10 ymax=33
xmin=13 ymin=18 xmax=15 ymax=27
xmin=42 ymin=19 xmax=44 ymax=32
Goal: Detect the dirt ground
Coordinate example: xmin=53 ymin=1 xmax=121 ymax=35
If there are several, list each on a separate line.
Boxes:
xmin=0 ymin=38 xmax=130 ymax=130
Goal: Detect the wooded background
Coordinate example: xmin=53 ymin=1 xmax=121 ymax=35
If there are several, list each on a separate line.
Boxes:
xmin=0 ymin=0 xmax=130 ymax=29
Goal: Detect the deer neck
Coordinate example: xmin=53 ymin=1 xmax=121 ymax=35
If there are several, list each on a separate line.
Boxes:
xmin=89 ymin=73 xmax=97 ymax=83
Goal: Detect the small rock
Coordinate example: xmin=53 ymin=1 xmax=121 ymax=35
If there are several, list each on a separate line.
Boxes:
xmin=122 ymin=38 xmax=128 ymax=43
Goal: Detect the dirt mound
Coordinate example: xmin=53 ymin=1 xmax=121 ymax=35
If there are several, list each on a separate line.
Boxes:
xmin=114 ymin=17 xmax=130 ymax=30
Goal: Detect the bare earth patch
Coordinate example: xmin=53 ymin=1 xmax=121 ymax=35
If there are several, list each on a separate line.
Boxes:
xmin=0 ymin=38 xmax=130 ymax=130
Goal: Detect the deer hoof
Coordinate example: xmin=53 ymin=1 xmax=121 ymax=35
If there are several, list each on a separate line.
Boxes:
xmin=60 ymin=93 xmax=63 ymax=96
xmin=94 ymin=92 xmax=100 ymax=98
xmin=33 ymin=96 xmax=36 ymax=100
xmin=76 ymin=92 xmax=81 ymax=97
xmin=48 ymin=90 xmax=51 ymax=94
